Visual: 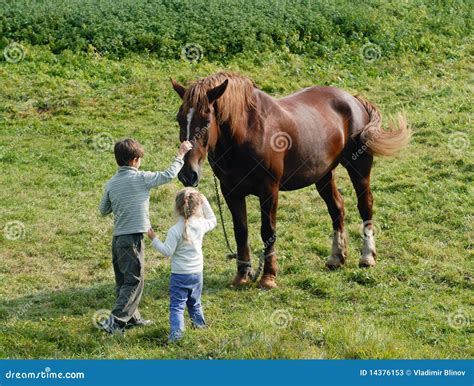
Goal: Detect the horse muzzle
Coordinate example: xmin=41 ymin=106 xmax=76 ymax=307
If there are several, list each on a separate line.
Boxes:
xmin=178 ymin=170 xmax=199 ymax=187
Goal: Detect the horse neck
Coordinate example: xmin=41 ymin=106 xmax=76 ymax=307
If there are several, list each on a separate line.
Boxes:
xmin=213 ymin=89 xmax=275 ymax=147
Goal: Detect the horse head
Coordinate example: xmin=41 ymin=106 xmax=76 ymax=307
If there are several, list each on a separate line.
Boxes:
xmin=171 ymin=78 xmax=228 ymax=187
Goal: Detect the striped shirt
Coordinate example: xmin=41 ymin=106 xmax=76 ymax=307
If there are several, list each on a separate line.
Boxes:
xmin=99 ymin=157 xmax=184 ymax=236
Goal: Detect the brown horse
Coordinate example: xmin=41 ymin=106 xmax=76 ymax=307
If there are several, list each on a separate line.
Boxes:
xmin=171 ymin=72 xmax=410 ymax=289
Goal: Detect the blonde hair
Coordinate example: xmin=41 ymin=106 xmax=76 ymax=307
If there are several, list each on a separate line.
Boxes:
xmin=175 ymin=188 xmax=204 ymax=243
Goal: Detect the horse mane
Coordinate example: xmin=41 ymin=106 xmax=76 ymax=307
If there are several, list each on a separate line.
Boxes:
xmin=183 ymin=71 xmax=256 ymax=145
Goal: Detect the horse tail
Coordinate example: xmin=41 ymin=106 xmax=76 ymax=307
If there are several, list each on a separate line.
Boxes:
xmin=352 ymin=95 xmax=411 ymax=156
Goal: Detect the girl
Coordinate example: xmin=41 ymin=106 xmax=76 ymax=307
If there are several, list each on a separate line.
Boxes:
xmin=147 ymin=188 xmax=217 ymax=342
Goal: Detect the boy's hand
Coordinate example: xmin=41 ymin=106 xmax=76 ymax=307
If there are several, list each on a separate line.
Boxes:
xmin=147 ymin=228 xmax=156 ymax=240
xmin=177 ymin=141 xmax=193 ymax=159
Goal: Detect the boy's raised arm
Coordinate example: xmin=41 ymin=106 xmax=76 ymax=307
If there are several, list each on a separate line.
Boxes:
xmin=99 ymin=188 xmax=112 ymax=215
xmin=143 ymin=141 xmax=193 ymax=189
xmin=143 ymin=156 xmax=184 ymax=189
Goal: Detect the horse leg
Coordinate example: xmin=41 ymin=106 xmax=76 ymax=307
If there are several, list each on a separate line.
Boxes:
xmin=258 ymin=184 xmax=279 ymax=289
xmin=222 ymin=189 xmax=252 ymax=286
xmin=346 ymin=153 xmax=376 ymax=267
xmin=315 ymin=170 xmax=348 ymax=269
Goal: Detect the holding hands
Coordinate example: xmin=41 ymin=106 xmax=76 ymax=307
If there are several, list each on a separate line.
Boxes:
xmin=147 ymin=227 xmax=156 ymax=241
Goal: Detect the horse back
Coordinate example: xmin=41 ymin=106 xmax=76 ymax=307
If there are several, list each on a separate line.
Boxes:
xmin=278 ymin=86 xmax=369 ymax=137
xmin=266 ymin=86 xmax=370 ymax=189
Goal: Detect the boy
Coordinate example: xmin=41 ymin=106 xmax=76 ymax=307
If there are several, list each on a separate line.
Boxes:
xmin=99 ymin=138 xmax=192 ymax=334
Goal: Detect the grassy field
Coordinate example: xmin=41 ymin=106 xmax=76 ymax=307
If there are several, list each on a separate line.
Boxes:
xmin=0 ymin=2 xmax=473 ymax=359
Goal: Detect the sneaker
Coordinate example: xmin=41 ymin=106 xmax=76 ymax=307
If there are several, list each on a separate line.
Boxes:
xmin=168 ymin=330 xmax=184 ymax=343
xmin=99 ymin=316 xmax=125 ymax=335
xmin=126 ymin=319 xmax=154 ymax=329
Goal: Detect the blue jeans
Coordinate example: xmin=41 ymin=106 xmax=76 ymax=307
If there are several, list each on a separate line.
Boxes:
xmin=169 ymin=272 xmax=205 ymax=340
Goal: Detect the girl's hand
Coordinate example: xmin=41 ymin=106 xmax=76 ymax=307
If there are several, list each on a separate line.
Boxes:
xmin=147 ymin=228 xmax=156 ymax=240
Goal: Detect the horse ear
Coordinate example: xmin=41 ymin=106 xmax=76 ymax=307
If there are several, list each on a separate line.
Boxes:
xmin=207 ymin=79 xmax=228 ymax=104
xmin=171 ymin=78 xmax=186 ymax=99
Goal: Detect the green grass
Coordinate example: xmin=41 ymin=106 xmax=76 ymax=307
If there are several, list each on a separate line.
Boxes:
xmin=0 ymin=25 xmax=473 ymax=358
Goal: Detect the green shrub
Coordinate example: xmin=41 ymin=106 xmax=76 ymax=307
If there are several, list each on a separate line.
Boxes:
xmin=0 ymin=0 xmax=471 ymax=61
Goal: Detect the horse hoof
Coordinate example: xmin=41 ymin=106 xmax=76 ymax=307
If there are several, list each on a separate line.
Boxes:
xmin=325 ymin=256 xmax=344 ymax=270
xmin=258 ymin=275 xmax=277 ymax=289
xmin=230 ymin=274 xmax=249 ymax=287
xmin=359 ymin=255 xmax=376 ymax=268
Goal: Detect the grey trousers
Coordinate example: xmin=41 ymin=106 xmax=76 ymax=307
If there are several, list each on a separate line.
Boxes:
xmin=111 ymin=233 xmax=144 ymax=324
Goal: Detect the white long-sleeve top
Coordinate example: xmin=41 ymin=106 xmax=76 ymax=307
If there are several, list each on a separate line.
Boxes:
xmin=151 ymin=197 xmax=217 ymax=274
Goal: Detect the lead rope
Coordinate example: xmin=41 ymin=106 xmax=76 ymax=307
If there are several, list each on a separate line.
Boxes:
xmin=212 ymin=173 xmax=265 ymax=282
xmin=212 ymin=173 xmax=235 ymax=259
